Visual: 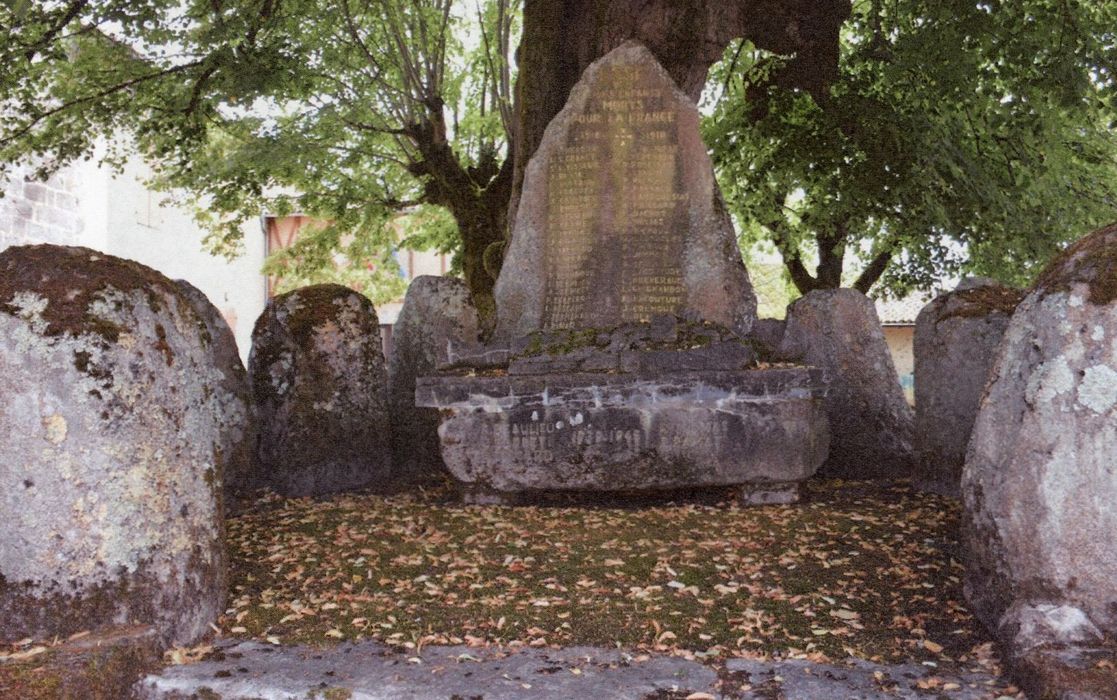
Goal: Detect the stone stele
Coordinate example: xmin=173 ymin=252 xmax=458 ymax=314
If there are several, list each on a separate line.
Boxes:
xmin=963 ymin=223 xmax=1117 ymax=653
xmin=0 ymin=245 xmax=226 ymax=647
xmin=174 ymin=278 xmax=261 ymax=501
xmin=779 ymin=288 xmax=915 ymax=480
xmin=387 ymin=275 xmax=481 ymax=484
xmin=913 ymin=280 xmax=1023 ymax=498
xmin=493 ymin=40 xmax=757 ymax=341
xmin=249 ymin=284 xmax=393 ymax=497
xmin=417 ymin=42 xmax=826 ymax=505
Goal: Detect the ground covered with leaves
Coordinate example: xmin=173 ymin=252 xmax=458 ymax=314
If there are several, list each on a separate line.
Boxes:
xmin=219 ymin=480 xmax=1003 ymax=672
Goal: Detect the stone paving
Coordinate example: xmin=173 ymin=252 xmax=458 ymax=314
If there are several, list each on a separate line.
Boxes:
xmin=139 ymin=640 xmax=1021 ymax=699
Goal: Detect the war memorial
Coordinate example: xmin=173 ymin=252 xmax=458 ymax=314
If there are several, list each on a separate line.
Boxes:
xmin=416 ymin=42 xmax=830 ymax=505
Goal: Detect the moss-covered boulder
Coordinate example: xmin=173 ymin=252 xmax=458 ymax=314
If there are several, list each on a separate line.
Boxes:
xmin=0 ymin=245 xmax=227 ymax=647
xmin=913 ymin=280 xmax=1023 ymax=497
xmin=387 ymin=276 xmax=480 ymax=485
xmin=779 ymin=288 xmax=915 ymax=479
xmin=963 ymin=223 xmax=1117 ymax=658
xmin=174 ymin=279 xmax=261 ymax=501
xmin=249 ymin=284 xmax=392 ymax=496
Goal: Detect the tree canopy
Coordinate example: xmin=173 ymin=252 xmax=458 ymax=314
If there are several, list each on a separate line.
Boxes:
xmin=1 ymin=0 xmax=518 ymax=309
xmin=706 ymin=0 xmax=1117 ymax=296
xmin=2 ymin=0 xmax=1115 ymax=311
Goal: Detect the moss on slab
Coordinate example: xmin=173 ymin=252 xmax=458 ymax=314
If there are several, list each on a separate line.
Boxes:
xmin=0 ymin=245 xmax=184 ymax=344
xmin=937 ymin=286 xmax=1025 ymax=323
xmin=0 ymin=626 xmax=161 ymax=700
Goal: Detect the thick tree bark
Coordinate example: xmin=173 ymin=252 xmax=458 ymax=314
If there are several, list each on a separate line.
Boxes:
xmin=407 ymin=104 xmax=512 ymax=323
xmin=815 ymin=227 xmax=846 ymax=289
xmin=775 ymin=224 xmax=893 ymax=296
xmin=509 ymin=0 xmax=851 ymax=227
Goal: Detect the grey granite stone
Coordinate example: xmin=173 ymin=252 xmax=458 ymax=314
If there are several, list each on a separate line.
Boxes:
xmin=0 ymin=245 xmax=226 ymax=647
xmin=175 ymin=278 xmax=261 ymax=500
xmin=387 ymin=276 xmax=480 ymax=485
xmin=962 ymin=223 xmax=1117 ymax=656
xmin=913 ymin=283 xmax=1022 ymax=497
xmin=493 ymin=40 xmax=757 ymax=340
xmin=249 ymin=284 xmax=392 ymax=497
xmin=780 ymin=288 xmax=915 ymax=479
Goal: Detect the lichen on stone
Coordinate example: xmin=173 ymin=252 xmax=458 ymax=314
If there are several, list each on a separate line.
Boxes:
xmin=1077 ymin=365 xmax=1117 ymax=414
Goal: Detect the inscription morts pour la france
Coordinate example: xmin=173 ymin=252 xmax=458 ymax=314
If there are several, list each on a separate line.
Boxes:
xmin=494 ymin=40 xmax=757 ymax=340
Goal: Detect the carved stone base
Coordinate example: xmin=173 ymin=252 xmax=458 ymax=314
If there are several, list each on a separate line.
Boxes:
xmin=417 ymin=369 xmax=829 ymax=500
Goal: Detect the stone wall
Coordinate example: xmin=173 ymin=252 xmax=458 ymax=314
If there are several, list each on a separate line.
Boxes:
xmin=0 ymin=164 xmax=83 ymax=251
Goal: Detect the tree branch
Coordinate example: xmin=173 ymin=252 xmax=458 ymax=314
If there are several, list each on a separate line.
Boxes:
xmin=815 ymin=222 xmax=848 ymax=289
xmin=18 ymin=0 xmax=89 ymax=62
xmin=853 ymin=249 xmax=892 ymax=293
xmin=0 ymin=60 xmax=206 ymax=148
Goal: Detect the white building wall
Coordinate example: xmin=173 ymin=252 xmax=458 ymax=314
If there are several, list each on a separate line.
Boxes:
xmin=0 ymin=164 xmax=85 ymax=250
xmin=95 ymin=157 xmax=267 ymax=358
xmin=2 ymin=155 xmax=268 ymax=361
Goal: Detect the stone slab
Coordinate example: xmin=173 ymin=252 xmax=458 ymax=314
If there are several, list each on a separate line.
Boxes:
xmin=137 ymin=640 xmax=1017 ymax=699
xmin=416 ymin=369 xmax=829 ymax=496
xmin=0 ymin=625 xmax=161 ymax=700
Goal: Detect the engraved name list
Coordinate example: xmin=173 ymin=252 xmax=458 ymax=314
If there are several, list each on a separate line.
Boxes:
xmin=542 ymin=63 xmax=689 ymax=329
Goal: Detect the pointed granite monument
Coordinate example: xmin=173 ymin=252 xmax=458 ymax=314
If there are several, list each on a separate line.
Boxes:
xmin=417 ymin=42 xmax=828 ymax=504
xmin=494 ymin=41 xmax=757 ymax=340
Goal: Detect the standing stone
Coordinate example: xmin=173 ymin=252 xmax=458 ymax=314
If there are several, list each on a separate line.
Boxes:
xmin=913 ymin=280 xmax=1023 ymax=497
xmin=249 ymin=284 xmax=391 ymax=496
xmin=0 ymin=245 xmax=226 ymax=647
xmin=175 ymin=279 xmax=261 ymax=500
xmin=963 ymin=223 xmax=1117 ymax=663
xmin=493 ymin=40 xmax=757 ymax=341
xmin=780 ymin=288 xmax=915 ymax=479
xmin=387 ymin=276 xmax=480 ymax=485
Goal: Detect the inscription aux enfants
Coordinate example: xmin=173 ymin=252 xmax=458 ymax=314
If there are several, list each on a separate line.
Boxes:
xmin=542 ymin=65 xmax=690 ymax=329
xmin=506 ymin=408 xmax=732 ymax=458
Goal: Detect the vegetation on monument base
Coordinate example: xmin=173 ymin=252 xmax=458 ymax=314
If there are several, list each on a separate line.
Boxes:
xmin=1 ymin=0 xmax=1115 ymax=311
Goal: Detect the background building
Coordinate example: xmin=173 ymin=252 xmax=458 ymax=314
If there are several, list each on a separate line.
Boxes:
xmin=874 ymin=295 xmax=928 ymax=405
xmin=1 ymin=159 xmax=267 ymax=357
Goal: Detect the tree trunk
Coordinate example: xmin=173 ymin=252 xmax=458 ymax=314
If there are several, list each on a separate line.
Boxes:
xmin=408 ymin=107 xmax=512 ymax=325
xmin=509 ymin=0 xmax=851 ymax=227
xmin=777 ymin=226 xmax=893 ymax=295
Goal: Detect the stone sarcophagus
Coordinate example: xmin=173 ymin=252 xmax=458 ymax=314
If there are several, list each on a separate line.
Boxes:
xmin=416 ymin=41 xmax=829 ymax=504
xmin=417 ymin=366 xmax=828 ymax=504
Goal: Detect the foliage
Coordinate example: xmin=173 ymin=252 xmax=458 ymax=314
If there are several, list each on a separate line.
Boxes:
xmin=260 ymin=215 xmax=409 ymax=305
xmin=6 ymin=1 xmax=1116 ymax=301
xmin=705 ymin=0 xmax=1117 ymax=295
xmin=0 ymin=0 xmax=517 ymax=302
